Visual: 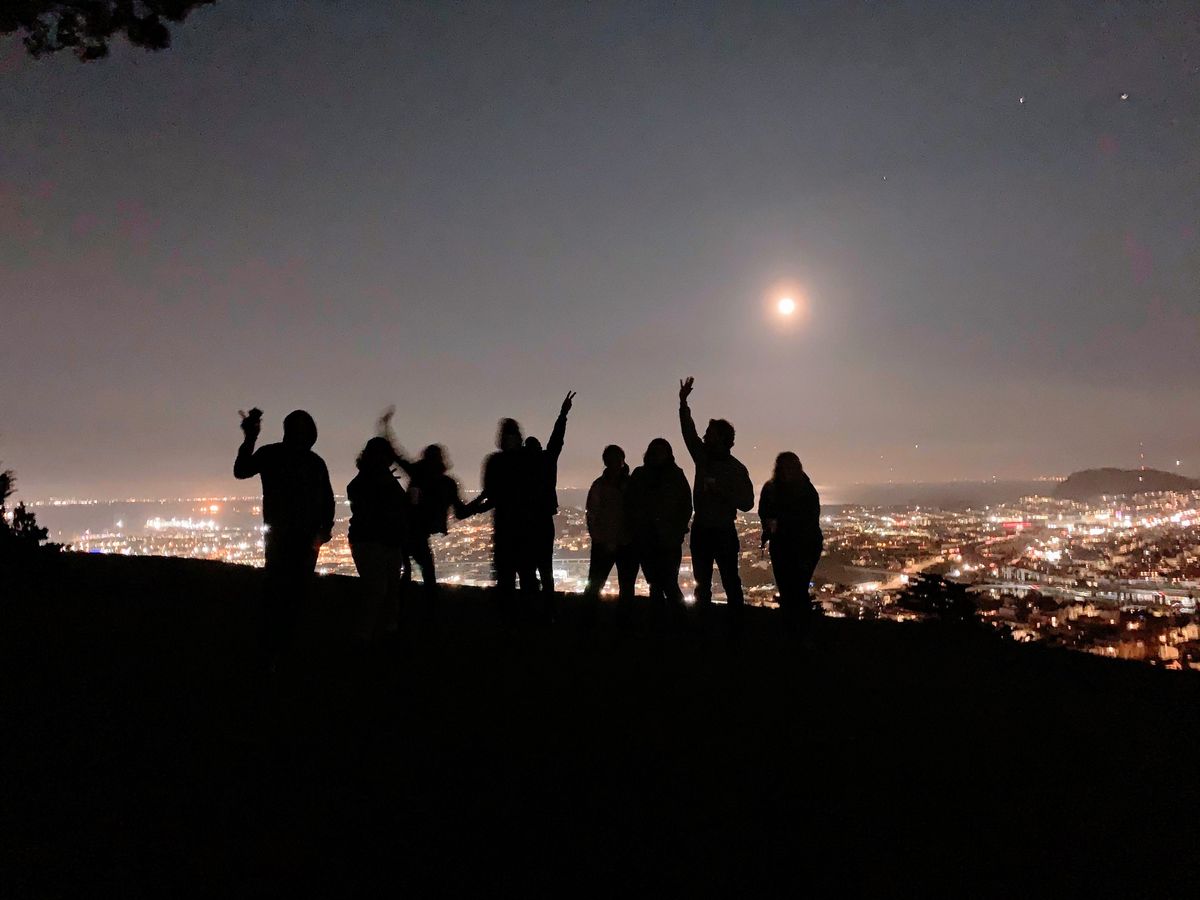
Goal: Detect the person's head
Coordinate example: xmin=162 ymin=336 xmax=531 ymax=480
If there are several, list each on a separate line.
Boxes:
xmin=421 ymin=444 xmax=447 ymax=474
xmin=643 ymin=437 xmax=675 ymax=468
xmin=525 ymin=436 xmax=543 ymax=453
xmin=601 ymin=444 xmax=626 ymax=473
xmin=356 ymin=436 xmax=395 ymax=471
xmin=703 ymin=418 xmax=735 ymax=454
xmin=497 ymin=418 xmax=523 ymax=451
xmin=773 ymin=451 xmax=805 ymax=483
xmin=282 ymin=410 xmax=318 ymax=450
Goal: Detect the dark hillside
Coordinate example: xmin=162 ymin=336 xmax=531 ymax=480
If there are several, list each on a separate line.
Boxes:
xmin=1055 ymin=467 xmax=1200 ymax=501
xmin=3 ymin=553 xmax=1198 ymax=895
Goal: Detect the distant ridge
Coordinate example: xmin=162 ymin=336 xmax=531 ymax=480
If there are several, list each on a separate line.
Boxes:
xmin=1054 ymin=467 xmax=1200 ymax=501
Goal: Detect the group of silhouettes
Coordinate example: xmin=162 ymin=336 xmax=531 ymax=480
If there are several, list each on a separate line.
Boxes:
xmin=234 ymin=377 xmax=823 ymax=667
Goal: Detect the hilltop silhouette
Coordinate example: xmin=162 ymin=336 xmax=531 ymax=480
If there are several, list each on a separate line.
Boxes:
xmin=4 ymin=552 xmax=1198 ymax=895
xmin=1054 ymin=467 xmax=1200 ymax=501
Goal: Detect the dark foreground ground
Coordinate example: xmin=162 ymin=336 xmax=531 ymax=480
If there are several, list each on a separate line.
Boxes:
xmin=3 ymin=553 xmax=1199 ymax=896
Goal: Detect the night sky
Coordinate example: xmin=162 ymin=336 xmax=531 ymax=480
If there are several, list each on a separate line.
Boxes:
xmin=3 ymin=1 xmax=1199 ymax=499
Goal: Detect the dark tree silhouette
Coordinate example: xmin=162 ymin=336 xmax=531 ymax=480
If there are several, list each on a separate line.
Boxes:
xmin=10 ymin=503 xmax=50 ymax=546
xmin=1 ymin=1 xmax=214 ymax=61
xmin=0 ymin=467 xmax=13 ymax=542
xmin=895 ymin=573 xmax=980 ymax=626
xmin=0 ymin=466 xmax=59 ymax=554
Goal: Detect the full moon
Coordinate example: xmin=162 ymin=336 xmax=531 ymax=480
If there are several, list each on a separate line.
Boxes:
xmin=777 ymin=297 xmax=797 ymax=316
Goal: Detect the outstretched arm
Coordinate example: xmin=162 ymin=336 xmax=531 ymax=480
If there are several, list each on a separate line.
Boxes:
xmin=546 ymin=391 xmax=574 ymax=461
xmin=451 ymin=479 xmax=474 ymax=519
xmin=677 ymin=377 xmax=703 ymax=463
xmin=474 ymin=457 xmax=496 ymax=513
xmin=233 ymin=408 xmax=262 ymax=479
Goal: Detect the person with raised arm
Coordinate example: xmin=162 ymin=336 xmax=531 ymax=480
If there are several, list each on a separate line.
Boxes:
xmin=677 ymin=377 xmax=755 ymax=635
xmin=234 ymin=408 xmax=335 ymax=670
xmin=758 ymin=452 xmax=824 ymax=634
xmin=524 ymin=391 xmax=575 ymax=622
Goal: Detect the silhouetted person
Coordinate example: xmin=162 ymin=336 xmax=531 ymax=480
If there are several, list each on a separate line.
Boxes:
xmin=397 ymin=444 xmax=475 ymax=620
xmin=627 ymin=438 xmax=692 ymax=631
xmin=758 ymin=451 xmax=824 ymax=633
xmin=677 ymin=377 xmax=755 ymax=633
xmin=524 ymin=391 xmax=575 ymax=620
xmin=234 ymin=408 xmax=335 ymax=669
xmin=476 ymin=418 xmax=540 ymax=622
xmin=582 ymin=445 xmax=637 ymax=632
xmin=347 ymin=437 xmax=408 ymax=643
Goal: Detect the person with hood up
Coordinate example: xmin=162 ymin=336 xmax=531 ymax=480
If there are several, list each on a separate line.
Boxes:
xmin=234 ymin=407 xmax=335 ymax=669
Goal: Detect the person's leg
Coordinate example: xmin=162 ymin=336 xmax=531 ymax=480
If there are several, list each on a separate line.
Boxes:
xmin=791 ymin=540 xmax=823 ymax=629
xmin=260 ymin=534 xmax=315 ymax=668
xmin=713 ymin=525 xmax=745 ymax=635
xmin=770 ymin=542 xmax=801 ymax=631
xmin=538 ymin=516 xmax=557 ymax=621
xmin=641 ymin=546 xmax=665 ymax=627
xmin=538 ymin=516 xmax=555 ymax=591
xmin=582 ymin=545 xmax=616 ymax=632
xmin=615 ymin=545 xmax=639 ymax=633
xmin=382 ymin=545 xmax=404 ymax=636
xmin=411 ymin=534 xmax=438 ymax=622
xmin=690 ymin=527 xmax=717 ymax=609
xmin=350 ymin=541 xmax=387 ymax=642
xmin=494 ymin=527 xmax=518 ymax=623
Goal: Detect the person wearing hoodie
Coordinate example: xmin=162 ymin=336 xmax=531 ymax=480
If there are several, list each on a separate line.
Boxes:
xmin=626 ymin=438 xmax=692 ymax=625
xmin=347 ymin=437 xmax=409 ymax=642
xmin=583 ymin=445 xmax=637 ymax=630
xmin=677 ymin=377 xmax=755 ymax=630
xmin=758 ymin=451 xmax=824 ymax=631
xmin=234 ymin=408 xmax=335 ymax=668
xmin=396 ymin=443 xmax=476 ymax=617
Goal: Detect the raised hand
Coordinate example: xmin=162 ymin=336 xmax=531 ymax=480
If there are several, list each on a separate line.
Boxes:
xmin=679 ymin=376 xmax=694 ymax=403
xmin=239 ymin=407 xmax=263 ymax=440
xmin=560 ymin=390 xmax=577 ymax=415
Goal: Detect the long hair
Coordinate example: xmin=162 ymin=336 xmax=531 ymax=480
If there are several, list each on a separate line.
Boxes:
xmin=497 ymin=418 xmax=523 ymax=449
xmin=356 ymin=436 xmax=395 ymax=471
xmin=773 ymin=451 xmax=805 ymax=484
xmin=643 ymin=437 xmax=675 ymax=467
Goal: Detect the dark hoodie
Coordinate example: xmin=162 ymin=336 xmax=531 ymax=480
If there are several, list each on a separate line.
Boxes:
xmin=234 ymin=412 xmax=335 ymax=540
xmin=679 ymin=403 xmax=754 ymax=529
xmin=626 ymin=459 xmax=692 ymax=549
xmin=586 ymin=466 xmax=631 ymax=549
xmin=758 ymin=473 xmax=822 ymax=546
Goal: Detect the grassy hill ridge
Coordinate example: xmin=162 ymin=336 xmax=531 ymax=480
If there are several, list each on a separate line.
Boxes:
xmin=3 ymin=553 xmax=1199 ymax=895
